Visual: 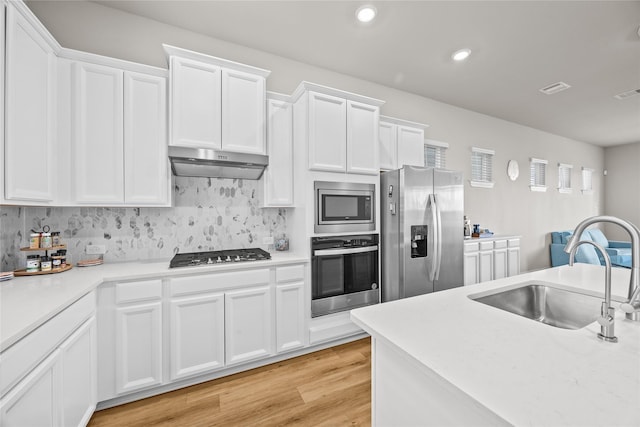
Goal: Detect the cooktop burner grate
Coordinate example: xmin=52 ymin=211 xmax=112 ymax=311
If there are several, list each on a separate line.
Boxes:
xmin=169 ymin=248 xmax=271 ymax=268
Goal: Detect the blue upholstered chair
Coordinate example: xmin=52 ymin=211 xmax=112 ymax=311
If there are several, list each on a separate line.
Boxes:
xmin=550 ymin=229 xmax=632 ymax=267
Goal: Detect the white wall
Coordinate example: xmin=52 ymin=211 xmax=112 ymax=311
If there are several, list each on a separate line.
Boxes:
xmin=25 ymin=1 xmax=606 ymax=272
xmin=604 ymin=143 xmax=640 ymax=241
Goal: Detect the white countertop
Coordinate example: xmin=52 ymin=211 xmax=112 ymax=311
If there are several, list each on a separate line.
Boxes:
xmin=0 ymin=252 xmax=308 ymax=352
xmin=351 ymin=264 xmax=639 ymax=426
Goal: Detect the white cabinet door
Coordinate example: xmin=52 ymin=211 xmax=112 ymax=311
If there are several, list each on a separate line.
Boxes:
xmin=493 ymin=248 xmax=508 ymax=280
xmin=60 ymin=317 xmax=96 ymax=427
xmin=397 ymin=125 xmax=425 ymax=167
xmin=124 ymin=71 xmax=169 ymax=205
xmin=73 ymin=61 xmax=124 ymax=203
xmin=225 ymin=286 xmax=273 ymax=366
xmin=264 ymin=97 xmax=293 ymax=206
xmin=463 ymin=251 xmax=479 ymax=286
xmin=308 ymin=91 xmax=347 ymax=172
xmin=508 ymin=247 xmax=521 ymax=277
xmin=115 ymin=301 xmax=162 ymax=395
xmin=478 ymin=250 xmax=494 ymax=283
xmin=169 ymin=56 xmax=221 ymax=149
xmin=0 ymin=350 xmax=61 ymax=427
xmin=346 ymin=100 xmax=379 ymax=175
xmin=4 ymin=5 xmax=55 ymax=203
xmin=222 ymin=69 xmax=265 ymax=154
xmin=169 ymin=293 xmax=225 ymax=381
xmin=275 ymin=282 xmax=305 ymax=353
xmin=379 ymin=121 xmax=397 ymax=171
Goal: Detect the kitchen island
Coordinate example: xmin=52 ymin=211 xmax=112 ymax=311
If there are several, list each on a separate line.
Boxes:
xmin=351 ymin=264 xmax=639 ymax=426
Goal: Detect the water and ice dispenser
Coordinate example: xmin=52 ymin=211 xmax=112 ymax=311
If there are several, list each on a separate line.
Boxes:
xmin=410 ymin=225 xmax=428 ymax=258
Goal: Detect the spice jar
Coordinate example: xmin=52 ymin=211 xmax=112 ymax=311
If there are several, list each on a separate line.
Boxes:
xmin=26 ymin=255 xmax=41 ymax=272
xmin=40 ymin=233 xmax=52 ymax=249
xmin=58 ymin=250 xmax=67 ymax=267
xmin=29 ymin=233 xmax=41 ymax=249
xmin=52 ymin=256 xmax=62 ymax=269
xmin=40 ymin=256 xmax=52 ymax=272
xmin=51 ymin=231 xmax=61 ymax=247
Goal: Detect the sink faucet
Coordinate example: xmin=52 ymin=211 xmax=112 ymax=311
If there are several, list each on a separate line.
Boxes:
xmin=568 ymin=240 xmax=617 ymax=342
xmin=563 ymin=215 xmax=640 ymax=321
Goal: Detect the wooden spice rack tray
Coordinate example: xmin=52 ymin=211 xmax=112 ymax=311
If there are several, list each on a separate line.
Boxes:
xmin=14 ymin=264 xmax=73 ymax=276
xmin=14 ymin=244 xmax=72 ymax=276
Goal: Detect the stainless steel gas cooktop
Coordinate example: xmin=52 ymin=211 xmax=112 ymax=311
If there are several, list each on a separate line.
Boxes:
xmin=169 ymin=248 xmax=271 ymax=268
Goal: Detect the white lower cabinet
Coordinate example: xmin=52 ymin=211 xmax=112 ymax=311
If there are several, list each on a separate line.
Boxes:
xmin=115 ymin=302 xmax=163 ymax=395
xmin=60 ymin=318 xmax=97 ymax=427
xmin=97 ymin=263 xmax=308 ymax=404
xmin=275 ymin=264 xmax=307 ymax=353
xmin=0 ymin=350 xmax=61 ymax=427
xmin=0 ymin=293 xmax=96 ymax=427
xmin=225 ymin=286 xmax=273 ymax=366
xmin=464 ymin=237 xmax=521 ymax=285
xmin=169 ymin=293 xmax=225 ymax=381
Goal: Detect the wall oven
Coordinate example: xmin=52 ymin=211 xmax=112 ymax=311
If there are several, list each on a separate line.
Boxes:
xmin=314 ymin=181 xmax=375 ymax=233
xmin=311 ymin=234 xmax=379 ymax=317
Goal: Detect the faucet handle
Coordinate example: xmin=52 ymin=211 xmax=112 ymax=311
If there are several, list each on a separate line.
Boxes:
xmin=597 ymin=315 xmax=614 ymax=327
xmin=620 ymin=301 xmax=640 ymax=314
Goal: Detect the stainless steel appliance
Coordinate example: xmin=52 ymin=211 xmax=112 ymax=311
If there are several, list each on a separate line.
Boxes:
xmin=311 ymin=234 xmax=379 ymax=317
xmin=169 ymin=248 xmax=271 ymax=268
xmin=168 ymin=146 xmax=268 ymax=180
xmin=314 ymin=181 xmax=375 ymax=233
xmin=380 ymin=166 xmax=464 ymax=301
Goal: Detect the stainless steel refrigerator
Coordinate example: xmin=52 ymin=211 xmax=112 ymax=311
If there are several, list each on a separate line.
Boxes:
xmin=380 ymin=166 xmax=464 ymax=302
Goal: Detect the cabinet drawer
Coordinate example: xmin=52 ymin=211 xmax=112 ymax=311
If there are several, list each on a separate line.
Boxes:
xmin=0 ymin=291 xmax=95 ymax=397
xmin=170 ymin=269 xmax=270 ymax=297
xmin=508 ymin=239 xmax=520 ymax=248
xmin=464 ymin=242 xmax=479 ymax=252
xmin=493 ymin=240 xmax=508 ymax=249
xmin=479 ymin=241 xmax=494 ymax=251
xmin=276 ymin=265 xmax=305 ymax=283
xmin=115 ymin=279 xmax=162 ymax=304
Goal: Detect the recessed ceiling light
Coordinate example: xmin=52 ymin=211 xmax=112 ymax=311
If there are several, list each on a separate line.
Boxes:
xmin=451 ymin=48 xmax=471 ymax=61
xmin=356 ymin=5 xmax=377 ymax=23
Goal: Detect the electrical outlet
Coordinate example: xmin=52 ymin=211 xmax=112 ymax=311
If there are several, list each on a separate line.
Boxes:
xmin=86 ymin=245 xmax=106 ymax=255
xmin=262 ymin=236 xmax=274 ymax=245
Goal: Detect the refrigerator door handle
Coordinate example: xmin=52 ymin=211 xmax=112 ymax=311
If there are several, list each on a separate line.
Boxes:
xmin=428 ymin=194 xmax=439 ymax=281
xmin=434 ymin=194 xmax=443 ymax=280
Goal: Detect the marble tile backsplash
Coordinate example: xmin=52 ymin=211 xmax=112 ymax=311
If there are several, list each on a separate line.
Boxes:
xmin=0 ymin=177 xmax=287 ymax=271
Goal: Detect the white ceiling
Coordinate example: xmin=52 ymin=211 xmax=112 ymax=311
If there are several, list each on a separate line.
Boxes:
xmin=92 ymin=0 xmax=640 ymax=147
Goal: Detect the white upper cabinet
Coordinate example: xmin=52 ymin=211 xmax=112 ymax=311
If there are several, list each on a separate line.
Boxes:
xmin=308 ymin=91 xmax=347 ymax=172
xmin=346 ymin=100 xmax=379 ymax=175
xmin=4 ymin=3 xmax=58 ymax=204
xmin=124 ymin=71 xmax=169 ymax=205
xmin=264 ymin=93 xmax=294 ymax=206
xmin=294 ymin=82 xmax=384 ymax=175
xmin=222 ymin=69 xmax=266 ymax=154
xmin=169 ymin=56 xmax=222 ymax=149
xmin=67 ymin=56 xmax=169 ymax=206
xmin=72 ymin=62 xmax=125 ymax=204
xmin=165 ymin=45 xmax=270 ymax=154
xmin=378 ymin=121 xmax=397 ymax=171
xmin=379 ymin=116 xmax=429 ymax=171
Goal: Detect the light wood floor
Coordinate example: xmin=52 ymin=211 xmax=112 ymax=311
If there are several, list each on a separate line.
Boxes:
xmin=88 ymin=338 xmax=371 ymax=426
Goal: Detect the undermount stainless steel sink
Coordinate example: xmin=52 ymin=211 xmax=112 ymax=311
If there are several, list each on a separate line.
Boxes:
xmin=470 ymin=282 xmax=620 ymax=330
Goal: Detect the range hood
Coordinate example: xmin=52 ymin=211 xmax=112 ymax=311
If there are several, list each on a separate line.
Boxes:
xmin=168 ymin=146 xmax=268 ymax=180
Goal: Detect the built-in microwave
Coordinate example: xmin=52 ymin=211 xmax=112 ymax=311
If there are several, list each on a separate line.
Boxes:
xmin=314 ymin=181 xmax=375 ymax=233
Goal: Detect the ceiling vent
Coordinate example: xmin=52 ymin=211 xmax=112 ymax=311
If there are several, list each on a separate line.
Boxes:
xmin=539 ymin=82 xmax=571 ymax=95
xmin=614 ymin=89 xmax=640 ymax=100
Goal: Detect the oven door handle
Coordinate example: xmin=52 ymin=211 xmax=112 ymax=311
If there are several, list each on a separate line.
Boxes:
xmin=314 ymin=246 xmax=378 ymax=257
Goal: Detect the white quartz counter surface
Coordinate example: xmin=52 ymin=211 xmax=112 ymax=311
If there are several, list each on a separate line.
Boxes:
xmin=351 ymin=264 xmax=639 ymax=426
xmin=0 ymin=252 xmax=308 ymax=351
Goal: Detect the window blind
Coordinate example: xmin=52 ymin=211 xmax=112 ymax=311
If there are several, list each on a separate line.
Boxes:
xmin=582 ymin=167 xmax=594 ymax=194
xmin=424 ymin=145 xmax=446 ymax=168
xmin=529 ymin=158 xmax=548 ymax=192
xmin=558 ymin=163 xmax=573 ymax=193
xmin=470 ymin=147 xmax=494 ymax=188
